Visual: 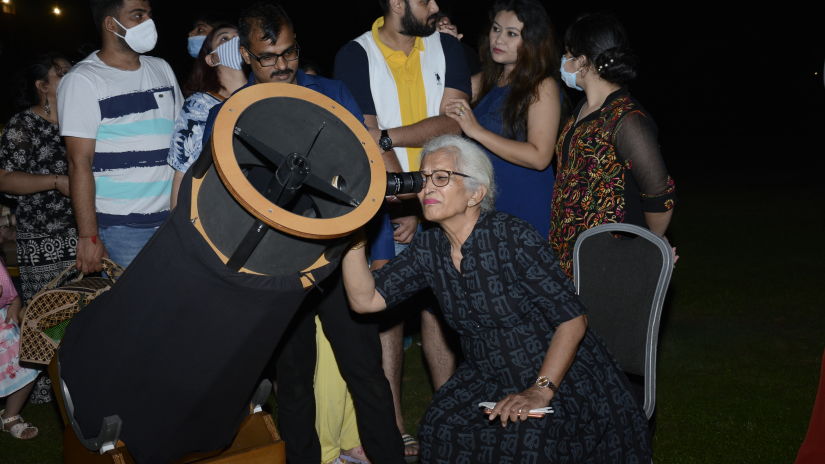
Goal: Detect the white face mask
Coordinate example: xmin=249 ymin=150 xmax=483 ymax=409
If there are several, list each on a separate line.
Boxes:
xmin=560 ymin=56 xmax=583 ymax=91
xmin=112 ymin=17 xmax=158 ymax=54
xmin=210 ymin=37 xmax=243 ymax=70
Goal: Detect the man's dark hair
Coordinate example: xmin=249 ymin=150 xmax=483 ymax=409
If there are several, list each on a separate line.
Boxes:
xmin=238 ymin=1 xmax=293 ymax=49
xmin=89 ymin=0 xmax=125 ymax=31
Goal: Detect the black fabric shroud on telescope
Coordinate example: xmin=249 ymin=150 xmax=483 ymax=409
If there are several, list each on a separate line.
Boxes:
xmin=58 ymin=168 xmax=334 ymax=463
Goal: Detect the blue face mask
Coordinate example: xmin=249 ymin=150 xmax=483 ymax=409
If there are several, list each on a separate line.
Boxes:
xmin=560 ymin=56 xmax=583 ymax=91
xmin=188 ymin=35 xmax=206 ymax=58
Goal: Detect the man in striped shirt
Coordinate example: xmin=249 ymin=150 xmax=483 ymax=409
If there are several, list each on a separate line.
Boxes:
xmin=58 ymin=0 xmax=182 ymax=272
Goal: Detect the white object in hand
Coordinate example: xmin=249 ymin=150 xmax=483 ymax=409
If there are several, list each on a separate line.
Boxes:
xmin=478 ymin=402 xmax=554 ymax=414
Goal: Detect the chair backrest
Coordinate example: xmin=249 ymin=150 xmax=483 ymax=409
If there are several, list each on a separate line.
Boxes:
xmin=573 ymin=223 xmax=673 ymax=419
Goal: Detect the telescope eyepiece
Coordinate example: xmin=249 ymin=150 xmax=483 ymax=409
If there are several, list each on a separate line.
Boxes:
xmin=386 ymin=171 xmax=424 ymax=196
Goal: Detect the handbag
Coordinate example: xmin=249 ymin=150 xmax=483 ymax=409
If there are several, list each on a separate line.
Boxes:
xmin=19 ymin=258 xmax=124 ymax=365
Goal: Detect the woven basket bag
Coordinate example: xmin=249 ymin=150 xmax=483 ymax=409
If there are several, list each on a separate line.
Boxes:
xmin=19 ymin=258 xmax=124 ymax=365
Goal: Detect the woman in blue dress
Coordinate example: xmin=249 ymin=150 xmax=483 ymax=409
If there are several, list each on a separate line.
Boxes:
xmin=169 ymin=23 xmax=247 ymax=208
xmin=446 ymin=0 xmax=562 ymax=237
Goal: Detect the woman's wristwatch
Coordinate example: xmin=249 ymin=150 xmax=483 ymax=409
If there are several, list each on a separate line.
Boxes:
xmin=535 ymin=376 xmax=559 ymax=394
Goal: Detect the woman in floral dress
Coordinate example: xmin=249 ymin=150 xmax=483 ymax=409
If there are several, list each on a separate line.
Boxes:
xmin=0 ymin=52 xmax=75 ymax=404
xmin=168 ymin=23 xmax=247 ymax=208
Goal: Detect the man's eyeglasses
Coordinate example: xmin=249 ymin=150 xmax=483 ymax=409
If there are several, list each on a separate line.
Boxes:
xmin=244 ymin=44 xmax=300 ymax=67
xmin=420 ymin=170 xmax=471 ymax=187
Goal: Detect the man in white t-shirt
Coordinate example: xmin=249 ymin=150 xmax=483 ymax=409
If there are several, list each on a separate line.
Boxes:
xmin=58 ymin=0 xmax=182 ymax=272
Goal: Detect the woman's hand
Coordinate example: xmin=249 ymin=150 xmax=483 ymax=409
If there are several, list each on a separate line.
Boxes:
xmin=5 ymin=296 xmax=23 ymax=325
xmin=437 ymin=20 xmax=463 ymax=41
xmin=341 ymin=232 xmax=388 ymax=314
xmin=445 ymin=98 xmax=481 ymax=138
xmin=56 ymin=175 xmax=71 ymax=196
xmin=487 ymin=387 xmax=554 ymax=427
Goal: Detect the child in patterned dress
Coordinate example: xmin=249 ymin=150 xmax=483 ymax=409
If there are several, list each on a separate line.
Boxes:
xmin=0 ymin=261 xmax=39 ymax=439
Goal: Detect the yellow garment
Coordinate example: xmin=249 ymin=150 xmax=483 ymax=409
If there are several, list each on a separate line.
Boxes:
xmin=314 ymin=316 xmax=361 ymax=463
xmin=372 ymin=17 xmax=428 ymax=171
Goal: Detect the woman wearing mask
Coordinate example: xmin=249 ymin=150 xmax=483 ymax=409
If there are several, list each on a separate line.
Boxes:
xmin=551 ymin=12 xmax=676 ymax=278
xmin=169 ymin=23 xmax=247 ymax=208
xmin=0 ymin=53 xmax=75 ymax=405
xmin=186 ymin=15 xmax=219 ymax=60
xmin=446 ymin=0 xmax=561 ymax=238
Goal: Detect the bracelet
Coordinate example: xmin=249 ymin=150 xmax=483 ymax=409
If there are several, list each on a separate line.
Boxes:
xmin=349 ymin=240 xmax=367 ymax=251
xmin=79 ymin=234 xmax=98 ymax=244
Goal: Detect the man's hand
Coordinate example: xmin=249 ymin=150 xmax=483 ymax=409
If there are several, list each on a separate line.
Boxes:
xmin=391 ymin=215 xmax=418 ymax=244
xmin=368 ymin=127 xmax=382 ymax=146
xmin=76 ymin=236 xmax=108 ymax=273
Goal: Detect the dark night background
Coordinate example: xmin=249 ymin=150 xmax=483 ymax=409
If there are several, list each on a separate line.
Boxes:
xmin=1 ymin=0 xmax=823 ymax=182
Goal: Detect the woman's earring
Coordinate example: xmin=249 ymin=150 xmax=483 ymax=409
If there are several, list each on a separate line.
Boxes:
xmin=43 ymin=97 xmax=51 ymax=116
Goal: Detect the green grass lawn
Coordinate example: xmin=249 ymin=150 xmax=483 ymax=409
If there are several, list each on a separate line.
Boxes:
xmin=2 ymin=179 xmax=823 ymax=463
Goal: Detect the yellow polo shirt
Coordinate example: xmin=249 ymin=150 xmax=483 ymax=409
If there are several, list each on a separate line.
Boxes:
xmin=372 ymin=17 xmax=428 ymax=171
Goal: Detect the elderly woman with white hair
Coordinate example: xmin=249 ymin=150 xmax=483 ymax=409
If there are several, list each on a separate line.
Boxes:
xmin=342 ymin=135 xmax=651 ymax=463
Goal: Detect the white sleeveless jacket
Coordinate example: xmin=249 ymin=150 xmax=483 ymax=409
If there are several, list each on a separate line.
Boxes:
xmin=353 ymin=31 xmax=446 ymax=171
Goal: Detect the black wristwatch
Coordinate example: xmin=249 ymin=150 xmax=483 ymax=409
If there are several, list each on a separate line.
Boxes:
xmin=378 ymin=129 xmax=393 ymax=152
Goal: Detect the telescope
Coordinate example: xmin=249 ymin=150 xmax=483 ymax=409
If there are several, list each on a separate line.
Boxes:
xmin=56 ymin=83 xmax=408 ymax=463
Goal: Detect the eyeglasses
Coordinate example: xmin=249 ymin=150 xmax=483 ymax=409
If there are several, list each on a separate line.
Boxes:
xmin=420 ymin=170 xmax=471 ymax=187
xmin=244 ymin=44 xmax=300 ymax=67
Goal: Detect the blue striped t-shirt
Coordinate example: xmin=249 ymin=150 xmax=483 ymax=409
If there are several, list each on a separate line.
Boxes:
xmin=58 ymin=52 xmax=183 ymax=227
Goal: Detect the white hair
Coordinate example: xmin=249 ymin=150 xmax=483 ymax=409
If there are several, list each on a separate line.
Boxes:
xmin=420 ymin=135 xmax=496 ymax=212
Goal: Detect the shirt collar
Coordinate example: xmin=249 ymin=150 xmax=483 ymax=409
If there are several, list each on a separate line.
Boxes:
xmin=371 ymin=16 xmax=425 ymax=61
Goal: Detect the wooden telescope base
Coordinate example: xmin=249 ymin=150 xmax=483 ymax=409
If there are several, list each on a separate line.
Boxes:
xmin=49 ymin=359 xmax=286 ymax=464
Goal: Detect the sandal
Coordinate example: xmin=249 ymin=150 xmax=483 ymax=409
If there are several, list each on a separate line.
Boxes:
xmin=1 ymin=409 xmax=39 ymax=440
xmin=333 ymin=455 xmax=370 ymax=464
xmin=402 ymin=433 xmax=419 ymax=463
xmin=333 ymin=446 xmax=370 ymax=464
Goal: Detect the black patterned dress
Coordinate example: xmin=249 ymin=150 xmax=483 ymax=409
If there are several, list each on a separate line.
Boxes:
xmin=374 ymin=211 xmax=650 ymax=463
xmin=0 ymin=110 xmax=77 ymax=403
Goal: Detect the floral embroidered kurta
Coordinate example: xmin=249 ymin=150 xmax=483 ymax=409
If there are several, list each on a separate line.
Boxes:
xmin=550 ymin=89 xmax=675 ymax=278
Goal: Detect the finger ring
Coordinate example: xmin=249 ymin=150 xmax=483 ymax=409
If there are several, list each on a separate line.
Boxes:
xmin=458 ymin=110 xmax=464 ymax=116
xmin=518 ymin=408 xmax=523 ymax=413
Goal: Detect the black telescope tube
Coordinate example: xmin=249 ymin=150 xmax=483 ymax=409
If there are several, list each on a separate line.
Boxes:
xmin=386 ymin=171 xmax=424 ymax=196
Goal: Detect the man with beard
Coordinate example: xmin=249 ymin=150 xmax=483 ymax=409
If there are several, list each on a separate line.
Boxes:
xmin=198 ymin=2 xmax=404 ymax=463
xmin=334 ymin=0 xmax=471 ymax=459
xmin=58 ymin=0 xmax=182 ymax=272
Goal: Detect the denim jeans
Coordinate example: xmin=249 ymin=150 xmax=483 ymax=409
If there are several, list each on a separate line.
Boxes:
xmin=98 ymin=225 xmax=160 ymax=268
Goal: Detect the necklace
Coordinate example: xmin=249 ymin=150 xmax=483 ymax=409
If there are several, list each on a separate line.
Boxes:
xmin=31 ymin=105 xmax=58 ymax=125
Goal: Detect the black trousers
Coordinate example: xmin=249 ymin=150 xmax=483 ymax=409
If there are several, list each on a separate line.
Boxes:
xmin=276 ymin=269 xmax=405 ymax=464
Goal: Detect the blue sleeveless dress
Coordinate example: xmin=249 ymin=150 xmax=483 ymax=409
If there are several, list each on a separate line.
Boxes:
xmin=473 ymin=85 xmax=556 ymax=237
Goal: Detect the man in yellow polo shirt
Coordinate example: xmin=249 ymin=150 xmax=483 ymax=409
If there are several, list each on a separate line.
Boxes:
xmin=334 ymin=0 xmax=471 ymax=460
